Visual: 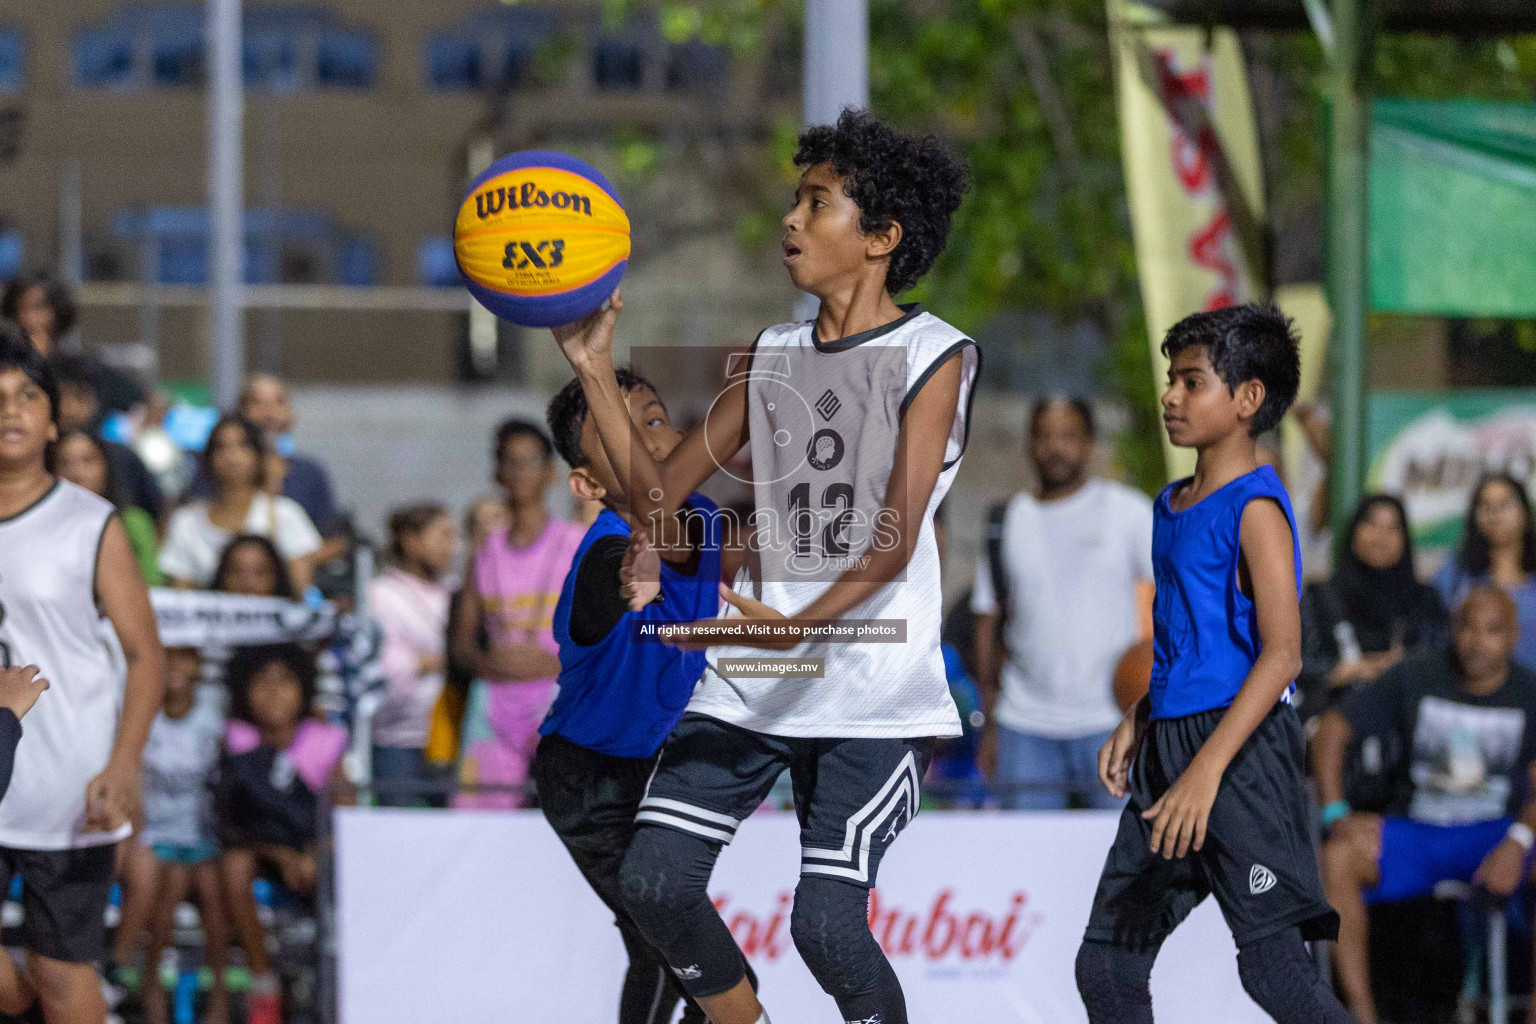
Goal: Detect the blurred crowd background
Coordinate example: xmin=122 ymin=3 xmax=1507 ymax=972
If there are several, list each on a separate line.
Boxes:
xmin=3 ymin=1 xmax=1536 ymax=1023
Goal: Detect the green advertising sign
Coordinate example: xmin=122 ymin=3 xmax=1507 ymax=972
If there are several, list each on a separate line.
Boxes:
xmin=1367 ymin=390 xmax=1536 ymax=556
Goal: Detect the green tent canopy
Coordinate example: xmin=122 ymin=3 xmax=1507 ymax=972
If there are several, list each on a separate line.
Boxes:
xmin=1370 ymin=98 xmax=1536 ymax=317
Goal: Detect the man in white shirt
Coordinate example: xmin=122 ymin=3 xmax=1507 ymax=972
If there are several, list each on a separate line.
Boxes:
xmin=972 ymin=397 xmax=1153 ymax=809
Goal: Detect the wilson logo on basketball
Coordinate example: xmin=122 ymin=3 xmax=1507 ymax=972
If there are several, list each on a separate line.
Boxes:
xmin=475 ymin=181 xmax=594 ymax=219
xmin=714 ymin=889 xmax=1038 ymax=963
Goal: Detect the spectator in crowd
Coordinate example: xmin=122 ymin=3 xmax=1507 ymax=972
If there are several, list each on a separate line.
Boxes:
xmin=51 ymin=355 xmax=164 ymax=521
xmin=929 ymin=503 xmax=987 ymax=808
xmin=3 ymin=269 xmax=143 ymax=412
xmin=160 ymin=415 xmax=321 ymax=591
xmin=1317 ymin=586 xmax=1536 ymax=1024
xmin=216 ymin=644 xmax=349 ymax=1024
xmin=111 ymin=647 xmax=229 ymax=1024
xmin=1437 ymin=473 xmax=1536 ymax=671
xmin=56 ymin=428 xmax=162 ymax=585
xmin=424 ymin=498 xmax=507 ymax=776
xmin=971 ymin=397 xmax=1153 ymax=809
xmin=1 ymin=270 xmax=74 ymax=356
xmin=189 ymin=375 xmax=343 ymax=552
xmin=452 ymin=421 xmax=583 ymax=809
xmin=213 ymin=534 xmax=298 ymax=600
xmin=1299 ymin=494 xmax=1449 ymax=723
xmin=368 ymin=504 xmax=456 ymax=804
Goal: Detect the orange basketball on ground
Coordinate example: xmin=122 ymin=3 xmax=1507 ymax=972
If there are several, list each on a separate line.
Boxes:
xmin=1114 ymin=637 xmax=1154 ymax=712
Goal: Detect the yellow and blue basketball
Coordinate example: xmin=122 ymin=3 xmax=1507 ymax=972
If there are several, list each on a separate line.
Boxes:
xmin=454 ymin=150 xmax=630 ymax=328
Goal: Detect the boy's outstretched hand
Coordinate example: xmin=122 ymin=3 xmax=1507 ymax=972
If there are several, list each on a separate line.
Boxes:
xmin=669 ymin=585 xmax=795 ymax=651
xmin=621 ymin=528 xmax=661 ymax=611
xmin=0 ymin=665 xmax=49 ymax=721
xmin=550 ymin=289 xmax=622 ymax=373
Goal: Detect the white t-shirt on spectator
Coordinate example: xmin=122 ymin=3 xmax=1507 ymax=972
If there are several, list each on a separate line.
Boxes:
xmin=159 ymin=492 xmax=322 ymax=588
xmin=971 ymin=478 xmax=1154 ymax=739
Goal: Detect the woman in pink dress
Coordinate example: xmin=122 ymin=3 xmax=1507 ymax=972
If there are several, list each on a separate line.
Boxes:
xmin=451 ymin=420 xmax=584 ymax=808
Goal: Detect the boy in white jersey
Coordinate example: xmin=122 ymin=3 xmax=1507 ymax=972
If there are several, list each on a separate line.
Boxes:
xmin=0 ymin=327 xmax=165 ymax=1023
xmin=551 ymin=110 xmax=977 ymax=1024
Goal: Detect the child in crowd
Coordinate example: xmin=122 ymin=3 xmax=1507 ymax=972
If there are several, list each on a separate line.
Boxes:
xmin=216 ymin=644 xmax=350 ymax=1024
xmin=368 ymin=504 xmax=457 ymax=804
xmin=451 ymin=421 xmax=583 ymax=809
xmin=113 ymin=647 xmax=230 ymax=1024
xmin=536 ymin=368 xmax=729 ymax=1024
xmin=55 ymin=427 xmax=163 ymax=585
xmin=212 ymin=534 xmax=298 ymax=599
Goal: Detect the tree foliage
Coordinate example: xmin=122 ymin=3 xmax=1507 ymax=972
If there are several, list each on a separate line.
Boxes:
xmin=601 ymin=0 xmax=1536 ymax=492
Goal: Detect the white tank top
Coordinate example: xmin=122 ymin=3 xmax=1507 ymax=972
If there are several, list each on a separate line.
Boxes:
xmin=0 ymin=480 xmax=130 ymax=849
xmin=688 ymin=307 xmax=980 ymax=738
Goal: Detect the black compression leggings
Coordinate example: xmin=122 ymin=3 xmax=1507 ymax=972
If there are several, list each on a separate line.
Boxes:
xmin=1076 ymin=929 xmax=1355 ymax=1024
xmin=621 ymin=827 xmax=906 ymax=1021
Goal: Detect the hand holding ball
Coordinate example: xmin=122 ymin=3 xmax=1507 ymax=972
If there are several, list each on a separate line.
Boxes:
xmin=455 ymin=151 xmax=630 ymax=328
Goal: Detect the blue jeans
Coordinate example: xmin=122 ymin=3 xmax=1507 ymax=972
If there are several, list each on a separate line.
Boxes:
xmin=995 ymin=725 xmax=1125 ymax=810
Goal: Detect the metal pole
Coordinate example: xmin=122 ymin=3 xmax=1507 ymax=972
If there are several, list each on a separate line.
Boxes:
xmin=58 ymin=159 xmax=82 ymax=287
xmin=207 ymin=0 xmax=245 ymax=409
xmin=1326 ymin=0 xmax=1371 ymax=545
xmin=796 ymin=0 xmax=868 ymax=321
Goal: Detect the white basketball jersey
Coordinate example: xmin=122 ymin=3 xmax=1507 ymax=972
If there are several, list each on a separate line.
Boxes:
xmin=0 ymin=480 xmax=129 ymax=849
xmin=689 ymin=306 xmax=980 ymax=738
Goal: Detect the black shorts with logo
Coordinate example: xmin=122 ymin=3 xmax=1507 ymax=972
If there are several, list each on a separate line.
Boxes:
xmin=1084 ymin=702 xmax=1339 ymax=951
xmin=636 ymin=713 xmax=935 ymax=888
xmin=0 ymin=843 xmax=117 ymax=963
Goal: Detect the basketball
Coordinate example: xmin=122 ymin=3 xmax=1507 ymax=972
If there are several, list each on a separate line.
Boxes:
xmin=1113 ymin=637 xmax=1154 ymax=712
xmin=454 ymin=150 xmax=631 ymax=328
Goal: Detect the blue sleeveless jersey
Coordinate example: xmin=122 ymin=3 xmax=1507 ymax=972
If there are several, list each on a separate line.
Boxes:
xmin=543 ymin=495 xmax=721 ymax=758
xmin=1148 ymin=466 xmax=1301 ymax=721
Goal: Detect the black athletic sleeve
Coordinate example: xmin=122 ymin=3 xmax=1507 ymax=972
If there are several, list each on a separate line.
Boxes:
xmin=568 ymin=535 xmax=634 ymax=647
xmin=0 ymin=709 xmax=21 ymax=802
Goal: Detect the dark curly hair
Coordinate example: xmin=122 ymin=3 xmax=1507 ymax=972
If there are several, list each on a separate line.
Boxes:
xmin=545 ymin=366 xmax=659 ymax=469
xmin=225 ymin=643 xmax=317 ymax=726
xmin=494 ymin=418 xmax=552 ymax=463
xmin=1161 ymin=303 xmax=1300 ymax=436
xmin=793 ymin=109 xmax=970 ymax=296
xmin=213 ymin=534 xmax=297 ymax=599
xmin=1 ymin=269 xmax=78 ymax=340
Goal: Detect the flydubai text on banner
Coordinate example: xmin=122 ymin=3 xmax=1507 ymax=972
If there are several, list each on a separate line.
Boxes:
xmin=336 ymin=810 xmax=1268 ymax=1023
xmin=1110 ymin=0 xmax=1267 ymax=480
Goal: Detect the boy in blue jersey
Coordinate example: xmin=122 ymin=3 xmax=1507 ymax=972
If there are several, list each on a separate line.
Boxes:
xmin=534 ymin=367 xmax=735 ymax=1024
xmin=1077 ymin=305 xmax=1354 ymax=1024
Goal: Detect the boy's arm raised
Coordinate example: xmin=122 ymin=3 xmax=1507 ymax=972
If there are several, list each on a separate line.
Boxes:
xmin=552 ymin=292 xmax=748 ymax=526
xmin=1142 ymin=498 xmax=1303 ymax=860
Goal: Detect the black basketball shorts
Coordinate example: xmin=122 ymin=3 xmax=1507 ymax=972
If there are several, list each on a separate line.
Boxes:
xmin=0 ymin=842 xmax=117 ymax=963
xmin=635 ymin=713 xmax=935 ymax=888
xmin=1084 ymin=702 xmax=1340 ymax=951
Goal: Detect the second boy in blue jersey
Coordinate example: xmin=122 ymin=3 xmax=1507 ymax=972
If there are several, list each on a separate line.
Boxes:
xmin=1076 ymin=305 xmax=1354 ymax=1024
xmin=534 ymin=367 xmax=736 ymax=1024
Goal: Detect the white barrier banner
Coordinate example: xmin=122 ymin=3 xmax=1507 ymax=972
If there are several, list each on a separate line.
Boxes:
xmin=336 ymin=809 xmax=1269 ymax=1024
xmin=149 ymin=589 xmax=334 ymax=647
